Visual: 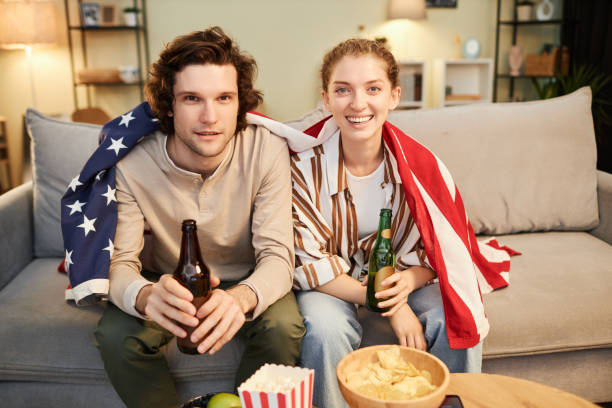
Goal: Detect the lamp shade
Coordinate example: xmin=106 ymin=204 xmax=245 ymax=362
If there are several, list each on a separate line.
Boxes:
xmin=388 ymin=0 xmax=427 ymax=20
xmin=0 ymin=0 xmax=58 ymax=49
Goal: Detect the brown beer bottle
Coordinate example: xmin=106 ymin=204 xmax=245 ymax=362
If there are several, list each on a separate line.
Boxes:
xmin=173 ymin=219 xmax=211 ymax=354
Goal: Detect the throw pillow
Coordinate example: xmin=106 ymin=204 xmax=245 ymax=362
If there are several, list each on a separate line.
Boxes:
xmin=387 ymin=87 xmax=598 ymax=235
xmin=26 ymin=109 xmax=100 ymax=257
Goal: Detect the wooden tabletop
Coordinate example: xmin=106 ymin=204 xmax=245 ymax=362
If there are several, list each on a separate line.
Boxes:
xmin=447 ymin=373 xmax=598 ymax=408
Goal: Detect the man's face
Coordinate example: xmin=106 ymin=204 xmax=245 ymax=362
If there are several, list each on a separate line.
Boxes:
xmin=170 ymin=63 xmax=239 ymax=172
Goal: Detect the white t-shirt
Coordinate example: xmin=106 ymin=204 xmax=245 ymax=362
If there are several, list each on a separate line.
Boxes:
xmin=346 ymin=160 xmax=387 ymax=239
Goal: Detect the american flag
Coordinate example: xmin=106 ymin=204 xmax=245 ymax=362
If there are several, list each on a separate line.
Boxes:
xmin=60 ymin=102 xmax=158 ymax=305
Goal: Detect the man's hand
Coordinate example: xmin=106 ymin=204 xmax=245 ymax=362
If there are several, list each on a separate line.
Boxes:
xmin=135 ymin=273 xmax=221 ymax=338
xmin=388 ymin=304 xmax=427 ymax=350
xmin=190 ymin=284 xmax=257 ymax=355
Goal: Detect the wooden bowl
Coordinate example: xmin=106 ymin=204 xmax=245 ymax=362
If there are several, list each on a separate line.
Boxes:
xmin=336 ymin=345 xmax=450 ymax=408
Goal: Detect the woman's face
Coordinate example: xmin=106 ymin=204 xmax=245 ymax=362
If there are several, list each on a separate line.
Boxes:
xmin=322 ymin=54 xmax=400 ymax=143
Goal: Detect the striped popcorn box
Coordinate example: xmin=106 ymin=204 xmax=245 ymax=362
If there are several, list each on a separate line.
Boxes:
xmin=238 ymin=364 xmax=314 ymax=408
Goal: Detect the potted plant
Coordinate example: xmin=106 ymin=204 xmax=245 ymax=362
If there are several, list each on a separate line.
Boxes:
xmin=122 ymin=7 xmax=139 ymax=27
xmin=516 ymin=1 xmax=534 ymax=21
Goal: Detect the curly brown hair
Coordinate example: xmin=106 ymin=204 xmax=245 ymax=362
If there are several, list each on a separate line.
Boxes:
xmin=145 ymin=26 xmax=263 ymax=135
xmin=320 ymin=38 xmax=399 ymax=92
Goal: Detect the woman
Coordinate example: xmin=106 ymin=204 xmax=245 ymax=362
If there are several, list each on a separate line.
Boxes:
xmin=291 ymin=39 xmax=512 ymax=408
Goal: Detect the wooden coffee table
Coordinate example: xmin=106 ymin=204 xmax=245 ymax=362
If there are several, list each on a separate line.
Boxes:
xmin=447 ymin=373 xmax=598 ymax=407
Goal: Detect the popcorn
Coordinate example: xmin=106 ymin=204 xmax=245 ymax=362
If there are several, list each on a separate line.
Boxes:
xmin=238 ymin=364 xmax=314 ymax=408
xmin=241 ymin=375 xmax=298 ymax=393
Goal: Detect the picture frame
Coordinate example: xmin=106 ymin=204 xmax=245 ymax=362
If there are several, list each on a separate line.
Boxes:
xmin=426 ymin=0 xmax=458 ymax=8
xmin=99 ymin=4 xmax=118 ymax=26
xmin=80 ymin=2 xmax=100 ymax=27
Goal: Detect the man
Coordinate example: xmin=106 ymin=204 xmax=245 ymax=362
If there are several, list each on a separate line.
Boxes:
xmin=93 ymin=27 xmax=304 ymax=408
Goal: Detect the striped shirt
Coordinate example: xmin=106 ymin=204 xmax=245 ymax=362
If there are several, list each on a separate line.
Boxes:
xmin=291 ymin=130 xmax=431 ymax=290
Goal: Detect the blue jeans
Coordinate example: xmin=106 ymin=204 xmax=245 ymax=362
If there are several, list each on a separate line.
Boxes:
xmin=296 ymin=283 xmax=482 ymax=408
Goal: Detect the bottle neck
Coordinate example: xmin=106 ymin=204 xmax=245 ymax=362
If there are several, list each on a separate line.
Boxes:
xmin=179 ymin=229 xmax=200 ymax=264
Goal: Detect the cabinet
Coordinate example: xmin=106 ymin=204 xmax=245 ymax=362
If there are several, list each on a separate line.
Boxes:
xmin=493 ymin=0 xmax=574 ymax=102
xmin=433 ymin=59 xmax=493 ymax=107
xmin=397 ymin=61 xmax=426 ymax=109
xmin=64 ymin=0 xmax=150 ymax=109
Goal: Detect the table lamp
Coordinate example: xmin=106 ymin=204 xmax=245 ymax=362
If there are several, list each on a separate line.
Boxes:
xmin=388 ymin=0 xmax=427 ymax=20
xmin=0 ymin=0 xmax=58 ymax=108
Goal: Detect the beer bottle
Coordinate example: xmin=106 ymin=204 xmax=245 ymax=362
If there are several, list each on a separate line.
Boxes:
xmin=173 ymin=219 xmax=211 ymax=354
xmin=366 ymin=209 xmax=396 ymax=313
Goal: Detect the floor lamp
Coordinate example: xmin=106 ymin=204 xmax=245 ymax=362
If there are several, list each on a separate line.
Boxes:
xmin=0 ymin=0 xmax=58 ymax=109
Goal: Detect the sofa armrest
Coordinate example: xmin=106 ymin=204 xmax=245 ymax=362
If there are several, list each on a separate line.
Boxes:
xmin=0 ymin=182 xmax=34 ymax=290
xmin=590 ymin=170 xmax=612 ymax=245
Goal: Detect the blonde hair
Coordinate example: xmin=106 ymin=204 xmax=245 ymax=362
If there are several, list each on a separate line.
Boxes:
xmin=320 ymin=38 xmax=399 ymax=92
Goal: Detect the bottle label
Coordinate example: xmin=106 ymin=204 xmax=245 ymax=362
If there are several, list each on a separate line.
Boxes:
xmin=374 ymin=265 xmax=395 ymax=294
xmin=381 ymin=228 xmax=391 ymax=239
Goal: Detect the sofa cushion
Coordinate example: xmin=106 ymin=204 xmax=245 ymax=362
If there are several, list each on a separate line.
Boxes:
xmin=481 ymin=232 xmax=612 ymax=357
xmin=360 ymin=232 xmax=612 ymax=357
xmin=26 ymin=110 xmax=100 ymax=257
xmin=387 ymin=87 xmax=599 ymax=235
xmin=0 ymin=258 xmax=242 ymax=385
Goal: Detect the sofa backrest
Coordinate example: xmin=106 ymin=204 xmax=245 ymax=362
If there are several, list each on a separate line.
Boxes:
xmin=26 ymin=109 xmax=100 ymax=257
xmin=26 ymin=87 xmax=599 ymax=258
xmin=387 ymin=87 xmax=598 ymax=235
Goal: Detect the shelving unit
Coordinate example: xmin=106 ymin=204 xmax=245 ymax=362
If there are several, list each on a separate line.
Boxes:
xmin=0 ymin=117 xmax=10 ymax=193
xmin=493 ymin=0 xmax=574 ymax=102
xmin=397 ymin=61 xmax=426 ymax=109
xmin=64 ymin=0 xmax=150 ymax=109
xmin=433 ymin=59 xmax=493 ymax=107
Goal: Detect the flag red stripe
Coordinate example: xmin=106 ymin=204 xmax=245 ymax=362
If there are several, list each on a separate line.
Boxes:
xmin=248 ymin=110 xmax=273 ymax=120
xmin=487 ymin=238 xmax=522 ymax=256
xmin=384 ymin=123 xmax=472 ymax=250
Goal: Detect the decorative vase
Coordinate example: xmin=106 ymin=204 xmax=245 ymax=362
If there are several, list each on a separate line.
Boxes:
xmin=123 ymin=11 xmax=138 ymax=27
xmin=516 ymin=4 xmax=533 ymax=21
xmin=536 ymin=0 xmax=554 ymax=21
xmin=509 ymin=45 xmax=524 ymax=76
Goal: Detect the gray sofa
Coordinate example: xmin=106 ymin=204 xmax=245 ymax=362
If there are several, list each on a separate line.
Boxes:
xmin=1 ymin=87 xmax=611 ymax=406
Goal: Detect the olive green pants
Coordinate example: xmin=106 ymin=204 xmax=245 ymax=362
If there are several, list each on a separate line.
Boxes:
xmin=94 ymin=281 xmax=305 ymax=408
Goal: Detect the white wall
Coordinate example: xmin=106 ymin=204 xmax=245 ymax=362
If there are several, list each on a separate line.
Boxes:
xmin=1 ymin=0 xmax=507 ymax=187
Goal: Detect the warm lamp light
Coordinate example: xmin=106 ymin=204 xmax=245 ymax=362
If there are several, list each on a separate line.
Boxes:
xmin=0 ymin=0 xmax=58 ymax=108
xmin=388 ymin=0 xmax=427 ymax=20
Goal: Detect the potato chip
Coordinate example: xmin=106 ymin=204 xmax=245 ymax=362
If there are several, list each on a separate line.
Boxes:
xmin=420 ymin=369 xmax=433 ymax=383
xmin=345 ymin=346 xmax=438 ymax=401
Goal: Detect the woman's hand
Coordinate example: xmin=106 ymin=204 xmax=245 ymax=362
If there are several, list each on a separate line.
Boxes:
xmin=375 ymin=269 xmax=417 ymax=316
xmin=388 ymin=304 xmax=427 ymax=350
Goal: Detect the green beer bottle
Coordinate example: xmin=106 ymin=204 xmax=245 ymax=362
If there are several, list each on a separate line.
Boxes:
xmin=366 ymin=209 xmax=396 ymax=313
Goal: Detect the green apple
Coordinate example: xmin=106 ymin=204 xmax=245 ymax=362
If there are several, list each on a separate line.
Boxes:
xmin=207 ymin=392 xmax=241 ymax=408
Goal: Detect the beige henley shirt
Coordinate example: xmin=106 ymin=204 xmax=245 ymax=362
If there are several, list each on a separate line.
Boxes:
xmin=109 ymin=125 xmax=294 ymax=320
